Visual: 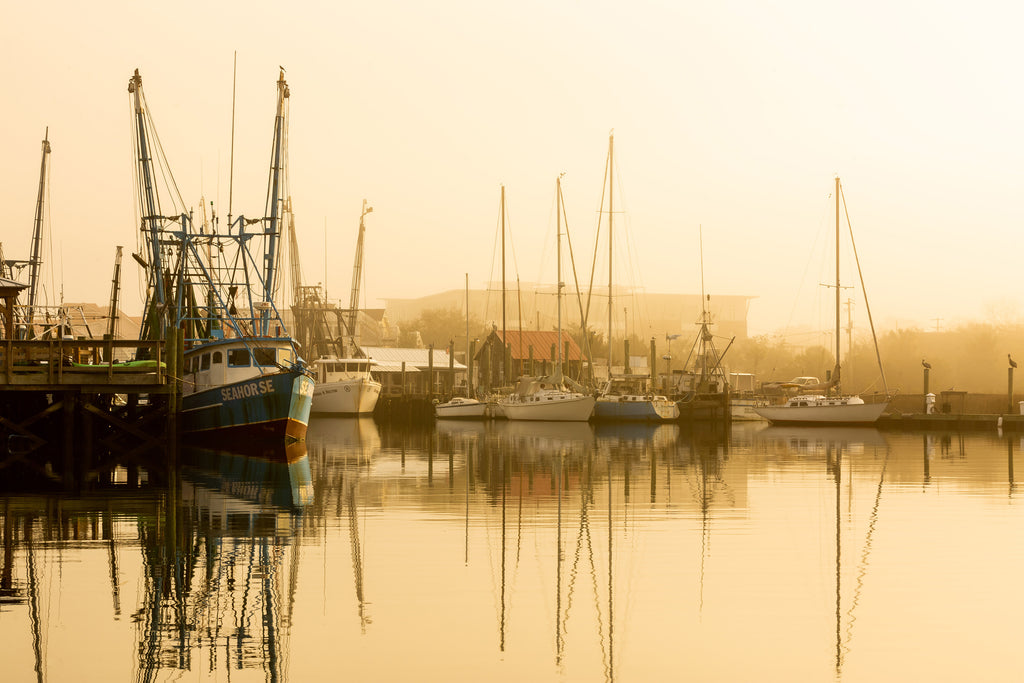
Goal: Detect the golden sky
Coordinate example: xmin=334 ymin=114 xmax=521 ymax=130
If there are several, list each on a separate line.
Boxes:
xmin=2 ymin=0 xmax=1021 ymax=337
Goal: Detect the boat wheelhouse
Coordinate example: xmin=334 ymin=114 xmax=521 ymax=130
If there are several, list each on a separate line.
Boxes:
xmin=310 ymin=357 xmax=382 ymax=415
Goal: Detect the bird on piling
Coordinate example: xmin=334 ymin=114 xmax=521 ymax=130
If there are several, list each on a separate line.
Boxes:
xmin=922 ymin=359 xmax=932 ymax=370
xmin=1009 ymin=354 xmax=1017 ymax=369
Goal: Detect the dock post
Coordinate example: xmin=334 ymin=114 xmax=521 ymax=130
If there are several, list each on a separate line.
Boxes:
xmin=1008 ymin=366 xmax=1015 ymax=415
xmin=165 ymin=329 xmax=178 ymax=491
xmin=923 ymin=367 xmax=930 ymax=413
xmin=82 ymin=399 xmax=93 ymax=486
xmin=528 ymin=345 xmax=534 ymax=376
xmin=650 ymin=337 xmax=656 ymax=386
xmin=468 ymin=340 xmax=476 ymax=397
xmin=428 ymin=344 xmax=434 ymax=400
xmin=62 ymin=391 xmax=76 ymax=491
xmin=448 ymin=341 xmax=454 ymax=398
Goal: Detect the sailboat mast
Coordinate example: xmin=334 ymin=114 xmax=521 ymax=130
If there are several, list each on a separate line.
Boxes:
xmin=26 ymin=129 xmax=51 ymax=329
xmin=607 ymin=132 xmax=614 ymax=379
xmin=500 ymin=184 xmax=506 ymax=385
xmin=835 ymin=176 xmax=841 ymax=387
xmin=557 ymin=175 xmax=563 ymax=372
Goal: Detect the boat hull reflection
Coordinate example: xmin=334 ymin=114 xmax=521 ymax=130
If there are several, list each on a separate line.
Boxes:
xmin=181 ymin=440 xmax=314 ymax=509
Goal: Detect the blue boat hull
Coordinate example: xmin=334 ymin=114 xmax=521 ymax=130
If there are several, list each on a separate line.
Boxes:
xmin=592 ymin=398 xmax=678 ymax=422
xmin=181 ymin=370 xmax=314 ymax=442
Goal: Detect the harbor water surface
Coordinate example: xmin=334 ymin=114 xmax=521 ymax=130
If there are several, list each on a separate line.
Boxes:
xmin=2 ymin=419 xmax=1022 ymax=682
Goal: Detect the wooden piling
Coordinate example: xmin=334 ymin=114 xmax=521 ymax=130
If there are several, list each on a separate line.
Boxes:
xmin=1009 ymin=366 xmax=1015 ymax=415
xmin=923 ymin=367 xmax=930 ymax=413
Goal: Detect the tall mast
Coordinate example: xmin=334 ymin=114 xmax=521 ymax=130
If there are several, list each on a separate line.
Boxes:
xmin=500 ymin=185 xmax=506 ymax=385
xmin=262 ymin=69 xmax=289 ymax=334
xmin=606 ymin=132 xmax=614 ymax=379
xmin=128 ymin=69 xmax=167 ymax=335
xmin=347 ymin=200 xmax=372 ymax=355
xmin=25 ymin=129 xmax=51 ymax=328
xmin=557 ymin=175 xmax=564 ymax=374
xmin=835 ymin=176 xmax=841 ymax=388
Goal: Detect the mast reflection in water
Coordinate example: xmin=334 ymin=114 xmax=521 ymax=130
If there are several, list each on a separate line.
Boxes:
xmin=2 ymin=421 xmax=1024 ymax=682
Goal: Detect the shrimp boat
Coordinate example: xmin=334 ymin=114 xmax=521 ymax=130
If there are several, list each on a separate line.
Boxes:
xmin=295 ymin=203 xmax=382 ymax=416
xmin=754 ymin=177 xmax=889 ymax=425
xmin=130 ymin=68 xmax=313 ymax=442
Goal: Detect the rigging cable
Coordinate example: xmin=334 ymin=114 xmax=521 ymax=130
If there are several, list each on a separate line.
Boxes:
xmin=839 ymin=181 xmax=889 ymax=397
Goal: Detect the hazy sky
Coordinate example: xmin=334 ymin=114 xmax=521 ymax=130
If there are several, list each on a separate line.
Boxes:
xmin=2 ymin=1 xmax=1021 ymax=338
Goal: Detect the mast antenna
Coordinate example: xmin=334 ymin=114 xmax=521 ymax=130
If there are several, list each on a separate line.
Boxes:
xmin=228 ymin=51 xmax=237 ymax=225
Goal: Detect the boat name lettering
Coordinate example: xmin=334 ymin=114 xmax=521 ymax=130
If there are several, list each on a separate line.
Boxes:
xmin=221 ymin=379 xmax=276 ymax=402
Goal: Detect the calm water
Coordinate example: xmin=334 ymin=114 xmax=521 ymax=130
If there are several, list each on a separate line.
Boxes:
xmin=2 ymin=419 xmax=1022 ymax=682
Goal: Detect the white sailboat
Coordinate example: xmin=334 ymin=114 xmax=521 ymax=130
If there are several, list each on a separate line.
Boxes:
xmin=590 ymin=133 xmax=678 ymax=422
xmin=436 ymin=274 xmax=492 ymax=419
xmin=500 ymin=175 xmax=595 ymax=422
xmin=755 ymin=177 xmax=889 ymax=425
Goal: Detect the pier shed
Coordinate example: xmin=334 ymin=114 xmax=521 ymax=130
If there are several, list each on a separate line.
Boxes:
xmin=0 ymin=277 xmax=28 ymax=339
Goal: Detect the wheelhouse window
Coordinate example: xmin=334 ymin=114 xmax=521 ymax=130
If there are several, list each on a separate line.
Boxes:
xmin=212 ymin=351 xmax=223 ymax=364
xmin=228 ymin=349 xmax=251 ymax=367
xmin=254 ymin=348 xmax=277 ymax=367
xmin=201 ymin=354 xmax=211 ymax=371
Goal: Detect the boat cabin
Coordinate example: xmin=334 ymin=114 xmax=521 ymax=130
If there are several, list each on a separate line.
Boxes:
xmin=311 ymin=357 xmax=377 ymax=384
xmin=784 ymin=395 xmax=864 ymax=408
xmin=183 ymin=338 xmax=297 ymax=396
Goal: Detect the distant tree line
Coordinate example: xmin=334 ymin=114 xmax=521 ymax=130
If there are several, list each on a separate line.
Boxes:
xmin=396 ymin=308 xmax=1024 ymax=395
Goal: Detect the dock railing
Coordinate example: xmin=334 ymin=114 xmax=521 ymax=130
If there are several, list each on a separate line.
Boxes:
xmin=0 ymin=339 xmax=166 ymax=387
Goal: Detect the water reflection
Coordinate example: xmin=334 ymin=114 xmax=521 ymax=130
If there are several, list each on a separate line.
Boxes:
xmin=2 ymin=422 xmax=1023 ymax=681
xmin=138 ymin=442 xmax=311 ymax=681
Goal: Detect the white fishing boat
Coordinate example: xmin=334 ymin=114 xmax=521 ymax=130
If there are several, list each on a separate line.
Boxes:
xmin=754 ymin=177 xmax=890 ymax=425
xmin=310 ymin=357 xmax=382 ymax=415
xmin=500 ymin=175 xmax=595 ymax=422
xmin=434 ymin=396 xmax=491 ymax=419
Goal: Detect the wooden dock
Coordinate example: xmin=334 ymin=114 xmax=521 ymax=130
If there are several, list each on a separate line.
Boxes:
xmin=877 ymin=412 xmax=1024 ymax=431
xmin=0 ymin=338 xmax=175 ymax=491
